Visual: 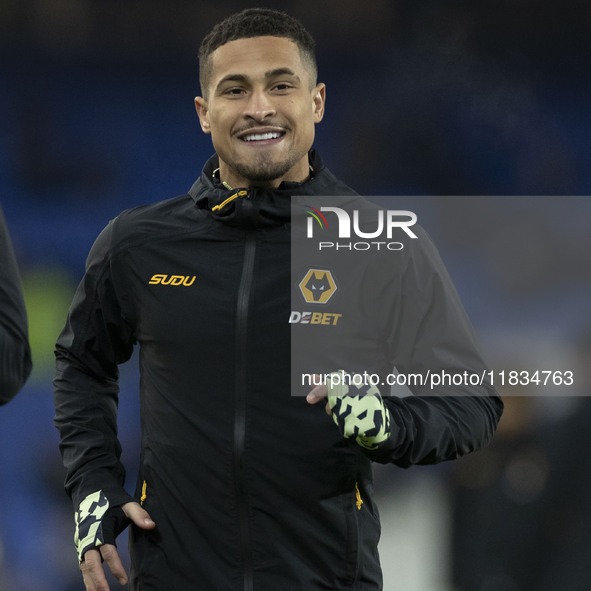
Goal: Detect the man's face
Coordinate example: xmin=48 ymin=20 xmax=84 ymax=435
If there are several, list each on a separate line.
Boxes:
xmin=195 ymin=36 xmax=325 ymax=189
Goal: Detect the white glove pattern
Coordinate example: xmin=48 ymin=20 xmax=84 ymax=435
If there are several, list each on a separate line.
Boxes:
xmin=326 ymin=370 xmax=392 ymax=450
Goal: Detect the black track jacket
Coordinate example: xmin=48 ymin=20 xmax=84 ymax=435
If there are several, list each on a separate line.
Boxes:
xmin=1 ymin=206 xmax=31 ymax=403
xmin=54 ymin=152 xmax=502 ymax=591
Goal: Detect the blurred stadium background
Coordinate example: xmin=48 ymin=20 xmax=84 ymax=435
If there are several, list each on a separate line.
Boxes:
xmin=1 ymin=1 xmax=590 ymax=590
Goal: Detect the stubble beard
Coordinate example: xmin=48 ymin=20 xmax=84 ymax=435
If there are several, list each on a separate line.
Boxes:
xmin=229 ymin=148 xmax=303 ymax=185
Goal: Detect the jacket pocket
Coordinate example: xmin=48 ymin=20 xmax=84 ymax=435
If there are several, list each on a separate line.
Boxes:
xmin=136 ymin=464 xmax=158 ymax=516
xmin=343 ymin=482 xmax=363 ymax=585
xmin=129 ymin=467 xmax=163 ymax=588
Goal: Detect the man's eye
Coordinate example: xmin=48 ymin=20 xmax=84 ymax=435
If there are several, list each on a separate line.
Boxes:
xmin=273 ymin=84 xmax=293 ymax=91
xmin=225 ymin=88 xmax=245 ymax=96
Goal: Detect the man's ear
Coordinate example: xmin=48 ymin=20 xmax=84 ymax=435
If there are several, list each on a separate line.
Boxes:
xmin=312 ymin=83 xmax=326 ymax=124
xmin=194 ymin=97 xmax=211 ymax=134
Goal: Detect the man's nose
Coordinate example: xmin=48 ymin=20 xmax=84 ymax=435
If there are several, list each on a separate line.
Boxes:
xmin=243 ymin=90 xmax=276 ymax=121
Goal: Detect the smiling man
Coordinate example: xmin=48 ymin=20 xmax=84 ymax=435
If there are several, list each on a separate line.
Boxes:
xmin=195 ymin=34 xmax=325 ymax=188
xmin=54 ymin=8 xmax=502 ymax=591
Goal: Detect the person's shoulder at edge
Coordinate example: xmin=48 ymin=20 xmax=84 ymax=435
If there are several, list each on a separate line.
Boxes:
xmin=103 ymin=189 xmax=208 ymax=254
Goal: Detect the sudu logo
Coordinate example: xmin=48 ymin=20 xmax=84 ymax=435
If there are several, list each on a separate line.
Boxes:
xmin=149 ymin=274 xmax=196 ymax=286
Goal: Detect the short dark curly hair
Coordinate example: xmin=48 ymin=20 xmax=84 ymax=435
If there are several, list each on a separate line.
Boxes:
xmin=199 ymin=8 xmax=317 ymax=96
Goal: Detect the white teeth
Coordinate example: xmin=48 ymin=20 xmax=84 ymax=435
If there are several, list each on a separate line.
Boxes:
xmin=243 ymin=132 xmax=281 ymax=142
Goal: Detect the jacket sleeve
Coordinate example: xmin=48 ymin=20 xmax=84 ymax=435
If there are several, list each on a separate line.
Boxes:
xmin=369 ymin=226 xmax=503 ymax=467
xmin=0 ymin=207 xmax=32 ymax=404
xmin=54 ymin=219 xmax=136 ymax=508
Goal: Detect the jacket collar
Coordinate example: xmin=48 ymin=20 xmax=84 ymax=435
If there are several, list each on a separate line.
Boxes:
xmin=187 ymin=150 xmax=358 ymax=227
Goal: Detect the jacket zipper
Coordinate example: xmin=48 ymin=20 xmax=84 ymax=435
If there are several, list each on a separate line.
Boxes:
xmin=234 ymin=197 xmax=256 ymax=591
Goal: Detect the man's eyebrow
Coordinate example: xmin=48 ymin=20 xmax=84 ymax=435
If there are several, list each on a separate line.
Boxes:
xmin=215 ymin=73 xmax=248 ymax=89
xmin=215 ymin=68 xmax=300 ymax=90
xmin=264 ymin=68 xmax=300 ymax=80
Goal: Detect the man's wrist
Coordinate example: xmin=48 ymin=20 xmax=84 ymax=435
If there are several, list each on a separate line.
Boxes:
xmin=75 ymin=490 xmax=111 ymax=561
xmin=74 ymin=491 xmax=132 ymax=561
xmin=326 ymin=370 xmax=392 ymax=450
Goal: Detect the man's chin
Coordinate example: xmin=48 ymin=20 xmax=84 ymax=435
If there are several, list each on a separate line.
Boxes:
xmin=231 ymin=159 xmax=294 ymax=185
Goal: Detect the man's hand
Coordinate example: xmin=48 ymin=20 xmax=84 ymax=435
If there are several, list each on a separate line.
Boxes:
xmin=79 ymin=501 xmax=155 ymax=591
xmin=307 ymin=371 xmax=392 ymax=450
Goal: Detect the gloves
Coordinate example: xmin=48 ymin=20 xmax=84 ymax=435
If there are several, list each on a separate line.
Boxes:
xmin=74 ymin=490 xmax=130 ymax=561
xmin=326 ymin=370 xmax=392 ymax=450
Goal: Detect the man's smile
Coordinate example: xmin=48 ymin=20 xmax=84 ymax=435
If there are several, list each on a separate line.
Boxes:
xmin=236 ymin=126 xmax=287 ymax=145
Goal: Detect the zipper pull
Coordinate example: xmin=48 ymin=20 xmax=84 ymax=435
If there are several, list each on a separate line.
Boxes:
xmin=355 ymin=482 xmax=363 ymax=510
xmin=212 ymin=190 xmax=248 ymax=212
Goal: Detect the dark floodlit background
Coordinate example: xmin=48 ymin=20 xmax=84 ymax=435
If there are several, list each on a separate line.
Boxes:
xmin=1 ymin=1 xmax=590 ymax=590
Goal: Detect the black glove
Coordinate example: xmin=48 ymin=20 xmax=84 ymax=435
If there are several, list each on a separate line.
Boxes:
xmin=326 ymin=370 xmax=392 ymax=450
xmin=74 ymin=490 xmax=130 ymax=561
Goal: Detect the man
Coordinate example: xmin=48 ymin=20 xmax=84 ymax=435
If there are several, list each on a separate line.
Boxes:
xmin=54 ymin=8 xmax=502 ymax=591
xmin=0 ymin=206 xmax=31 ymax=404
